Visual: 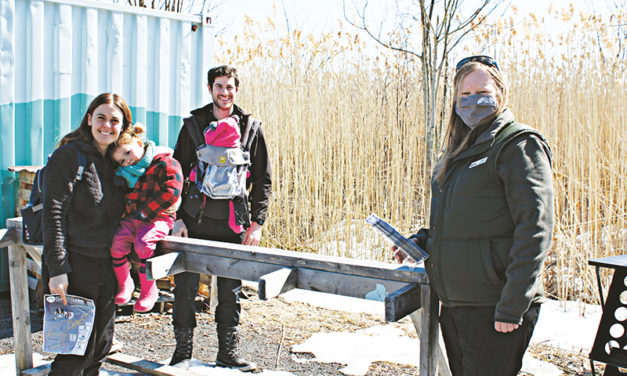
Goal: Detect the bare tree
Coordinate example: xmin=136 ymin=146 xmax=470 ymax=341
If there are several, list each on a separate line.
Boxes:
xmin=596 ymin=0 xmax=626 ymax=67
xmin=344 ymin=0 xmax=503 ymax=171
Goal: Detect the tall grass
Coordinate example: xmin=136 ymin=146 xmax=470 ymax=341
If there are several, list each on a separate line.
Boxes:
xmin=217 ymin=8 xmax=626 ymax=303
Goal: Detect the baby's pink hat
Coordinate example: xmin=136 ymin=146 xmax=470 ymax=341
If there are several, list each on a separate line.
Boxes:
xmin=204 ymin=115 xmax=241 ymax=147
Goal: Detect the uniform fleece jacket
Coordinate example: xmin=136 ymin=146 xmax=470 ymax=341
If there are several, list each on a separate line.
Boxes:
xmin=422 ymin=109 xmax=554 ymax=325
xmin=43 ymin=141 xmax=125 ymax=277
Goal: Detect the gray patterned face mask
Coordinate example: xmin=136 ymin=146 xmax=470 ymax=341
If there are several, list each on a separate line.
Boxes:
xmin=455 ymin=94 xmax=498 ymax=129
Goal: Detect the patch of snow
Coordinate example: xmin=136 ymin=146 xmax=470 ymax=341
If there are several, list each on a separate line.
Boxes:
xmin=163 ymin=358 xmax=295 ymax=375
xmin=0 ymin=353 xmax=52 ymax=375
xmin=282 ymin=289 xmax=383 ymax=315
xmin=521 ymin=353 xmax=563 ymax=376
xmin=285 ymin=288 xmax=603 ymax=375
xmin=292 ymin=325 xmax=419 ymax=376
xmin=531 ymin=299 xmax=602 ymax=352
xmin=100 ymin=369 xmax=136 ymax=376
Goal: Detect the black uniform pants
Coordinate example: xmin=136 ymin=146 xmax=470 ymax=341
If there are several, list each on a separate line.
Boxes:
xmin=48 ymin=252 xmax=117 ymax=376
xmin=439 ymin=303 xmax=540 ymax=376
xmin=172 ymin=213 xmax=244 ymax=329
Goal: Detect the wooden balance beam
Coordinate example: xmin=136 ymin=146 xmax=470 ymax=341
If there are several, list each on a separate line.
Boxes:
xmin=4 ymin=217 xmax=450 ymax=376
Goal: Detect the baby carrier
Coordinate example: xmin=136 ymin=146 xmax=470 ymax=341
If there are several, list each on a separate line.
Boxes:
xmin=184 ymin=115 xmax=261 ymax=208
xmin=187 ymin=115 xmax=259 ymax=200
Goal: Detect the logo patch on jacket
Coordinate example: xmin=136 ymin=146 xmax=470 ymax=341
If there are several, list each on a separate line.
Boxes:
xmin=469 ymin=157 xmax=488 ymax=168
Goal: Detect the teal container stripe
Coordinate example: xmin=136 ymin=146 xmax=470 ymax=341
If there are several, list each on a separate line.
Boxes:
xmin=145 ymin=110 xmax=182 ymax=149
xmin=131 ymin=106 xmax=147 ymax=128
xmin=1 ymin=170 xmax=16 ymax=226
xmin=168 ymin=115 xmax=182 ymax=149
xmin=71 ymin=93 xmax=95 ymax=136
xmin=2 ymin=96 xmax=183 ymax=224
xmin=0 ymin=249 xmax=8 ymax=292
xmin=7 ymin=95 xmax=185 ymax=167
xmin=15 ymin=100 xmax=44 ymax=166
xmin=0 ymin=102 xmax=16 ymax=169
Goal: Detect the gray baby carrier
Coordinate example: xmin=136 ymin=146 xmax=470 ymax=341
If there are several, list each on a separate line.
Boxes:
xmin=184 ymin=115 xmax=260 ymax=200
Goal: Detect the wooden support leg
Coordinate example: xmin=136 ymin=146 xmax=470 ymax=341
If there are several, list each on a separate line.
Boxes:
xmin=210 ymin=275 xmax=218 ymax=312
xmin=413 ymin=284 xmax=450 ymax=376
xmin=384 ymin=283 xmax=421 ymax=322
xmin=258 ymin=267 xmax=297 ymax=300
xmin=410 ymin=309 xmax=451 ymax=376
xmin=146 ymin=252 xmax=184 ymax=280
xmin=8 ymin=245 xmax=33 ymax=374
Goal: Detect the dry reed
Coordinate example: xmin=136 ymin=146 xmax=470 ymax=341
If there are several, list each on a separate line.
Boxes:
xmin=216 ymin=6 xmax=626 ymax=303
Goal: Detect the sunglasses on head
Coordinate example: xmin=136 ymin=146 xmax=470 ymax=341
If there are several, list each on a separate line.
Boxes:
xmin=456 ymin=55 xmax=499 ymax=71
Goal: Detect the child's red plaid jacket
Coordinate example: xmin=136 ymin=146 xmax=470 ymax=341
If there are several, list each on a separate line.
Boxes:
xmin=126 ymin=153 xmax=183 ymax=221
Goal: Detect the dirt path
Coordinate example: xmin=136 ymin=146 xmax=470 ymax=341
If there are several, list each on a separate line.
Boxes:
xmin=0 ymin=287 xmax=603 ymax=375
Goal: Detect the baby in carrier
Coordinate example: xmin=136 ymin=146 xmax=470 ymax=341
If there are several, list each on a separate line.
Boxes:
xmin=190 ymin=115 xmax=250 ymax=233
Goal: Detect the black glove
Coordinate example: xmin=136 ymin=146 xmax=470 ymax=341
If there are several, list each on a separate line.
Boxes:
xmin=408 ymin=228 xmax=429 ymax=250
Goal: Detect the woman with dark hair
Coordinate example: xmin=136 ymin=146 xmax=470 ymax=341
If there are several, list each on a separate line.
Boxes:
xmin=44 ymin=93 xmax=132 ymax=375
xmin=394 ymin=56 xmax=554 ymax=375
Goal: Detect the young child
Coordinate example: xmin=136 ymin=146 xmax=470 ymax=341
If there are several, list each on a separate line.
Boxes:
xmin=109 ymin=124 xmax=183 ymax=312
xmin=190 ymin=115 xmax=247 ymax=234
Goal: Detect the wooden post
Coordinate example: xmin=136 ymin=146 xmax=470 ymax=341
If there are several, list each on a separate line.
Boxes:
xmin=410 ymin=308 xmax=451 ymax=376
xmin=418 ymin=284 xmax=440 ymax=376
xmin=8 ymin=244 xmax=33 ymax=374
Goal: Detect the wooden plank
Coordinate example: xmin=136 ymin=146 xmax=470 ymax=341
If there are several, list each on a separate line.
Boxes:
xmin=0 ymin=228 xmax=18 ymax=248
xmin=384 ymin=283 xmax=422 ymax=322
xmin=159 ymin=236 xmax=428 ymax=284
xmin=6 ymin=217 xmax=25 ymax=232
xmin=28 ymin=276 xmax=38 ymax=291
xmin=24 ymin=245 xmax=42 ymax=265
xmin=296 ymin=268 xmax=408 ymax=301
xmin=20 ymin=363 xmax=50 ymax=376
xmin=418 ymin=284 xmax=440 ymax=376
xmin=106 ymin=353 xmax=206 ymax=376
xmin=8 ymin=245 xmax=34 ymax=373
xmin=26 ymin=258 xmax=41 ymax=278
xmin=145 ymin=252 xmax=185 ymax=280
xmin=258 ymin=267 xmax=297 ymax=300
xmin=178 ymin=253 xmax=408 ymax=301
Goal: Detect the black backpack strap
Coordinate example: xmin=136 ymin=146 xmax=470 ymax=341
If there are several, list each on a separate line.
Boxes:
xmin=493 ymin=122 xmax=532 ymax=145
xmin=75 ymin=149 xmax=86 ymax=181
xmin=183 ymin=116 xmax=205 ymax=150
xmin=240 ymin=116 xmax=261 ymax=152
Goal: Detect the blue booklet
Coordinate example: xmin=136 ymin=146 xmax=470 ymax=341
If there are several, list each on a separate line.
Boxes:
xmin=43 ymin=294 xmax=95 ymax=355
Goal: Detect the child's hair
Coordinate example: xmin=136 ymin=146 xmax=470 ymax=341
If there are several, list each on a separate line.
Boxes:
xmin=115 ymin=123 xmax=146 ymax=147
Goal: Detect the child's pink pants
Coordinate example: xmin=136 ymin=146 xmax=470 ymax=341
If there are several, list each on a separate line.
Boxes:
xmin=110 ymin=217 xmax=173 ymax=260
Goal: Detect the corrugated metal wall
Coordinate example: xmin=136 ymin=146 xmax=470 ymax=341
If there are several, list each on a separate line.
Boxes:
xmin=0 ymin=0 xmax=214 ymax=290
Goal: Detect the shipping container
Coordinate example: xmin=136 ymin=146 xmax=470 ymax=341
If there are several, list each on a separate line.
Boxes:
xmin=0 ymin=0 xmax=214 ymax=291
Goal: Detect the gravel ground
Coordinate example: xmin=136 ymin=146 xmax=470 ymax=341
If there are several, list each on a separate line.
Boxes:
xmin=0 ymin=287 xmax=608 ymax=375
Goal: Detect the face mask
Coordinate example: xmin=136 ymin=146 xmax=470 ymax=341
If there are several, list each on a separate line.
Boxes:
xmin=455 ymin=94 xmax=498 ymax=129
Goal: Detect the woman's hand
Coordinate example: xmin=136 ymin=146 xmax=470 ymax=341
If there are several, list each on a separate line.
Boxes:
xmin=391 ymin=245 xmax=408 ymax=264
xmin=172 ymin=219 xmax=188 ymax=237
xmin=49 ymin=274 xmax=69 ymax=305
xmin=495 ymin=321 xmax=520 ymax=333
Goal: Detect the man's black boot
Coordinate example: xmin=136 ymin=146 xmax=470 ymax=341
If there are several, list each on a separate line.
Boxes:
xmin=169 ymin=327 xmax=194 ymax=366
xmin=216 ymin=323 xmax=258 ymax=371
